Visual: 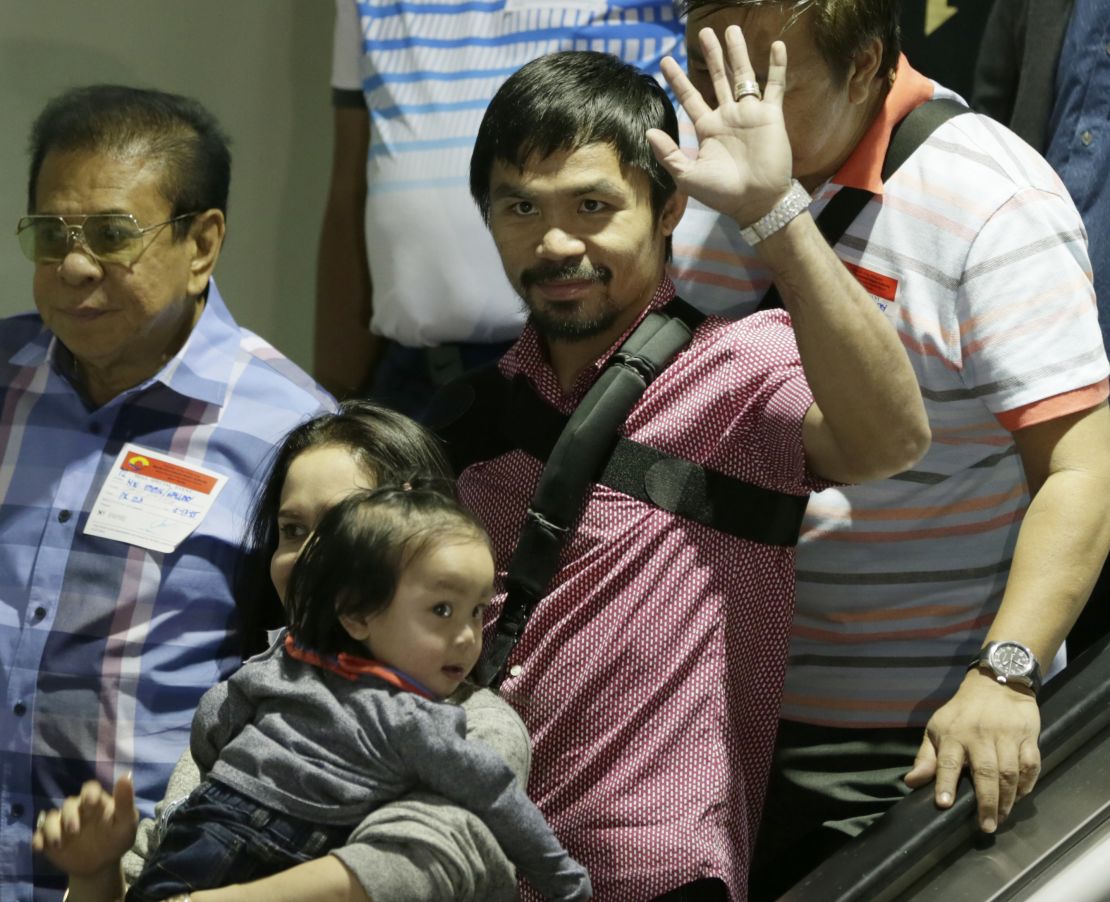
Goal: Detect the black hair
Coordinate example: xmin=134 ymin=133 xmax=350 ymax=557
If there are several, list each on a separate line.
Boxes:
xmin=284 ymin=482 xmax=491 ymax=658
xmin=470 ymin=51 xmax=679 ymax=229
xmin=28 ymin=84 xmax=232 ymax=237
xmin=679 ymin=0 xmax=901 ymax=84
xmin=234 ymin=400 xmax=452 ymax=657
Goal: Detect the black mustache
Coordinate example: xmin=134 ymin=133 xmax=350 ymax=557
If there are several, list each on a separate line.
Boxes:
xmin=521 ymin=263 xmax=612 ymax=289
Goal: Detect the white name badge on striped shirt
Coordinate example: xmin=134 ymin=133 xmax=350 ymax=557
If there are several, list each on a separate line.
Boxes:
xmin=845 ymin=261 xmax=899 ymax=317
xmin=83 ymin=443 xmax=228 ymax=554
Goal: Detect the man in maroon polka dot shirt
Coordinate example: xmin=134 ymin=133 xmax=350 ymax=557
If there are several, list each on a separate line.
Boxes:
xmin=446 ymin=38 xmax=928 ymax=900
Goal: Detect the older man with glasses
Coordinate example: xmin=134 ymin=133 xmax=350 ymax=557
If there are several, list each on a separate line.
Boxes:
xmin=0 ymin=84 xmax=332 ymax=900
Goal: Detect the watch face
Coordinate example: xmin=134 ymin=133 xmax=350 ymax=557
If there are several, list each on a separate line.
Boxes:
xmin=989 ymin=642 xmax=1033 ymax=677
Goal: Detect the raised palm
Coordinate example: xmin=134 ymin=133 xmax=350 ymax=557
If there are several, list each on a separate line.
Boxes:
xmin=647 ymin=26 xmax=794 ymax=226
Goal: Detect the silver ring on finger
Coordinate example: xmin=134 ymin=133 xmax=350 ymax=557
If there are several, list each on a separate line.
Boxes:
xmin=734 ymin=80 xmax=762 ymax=102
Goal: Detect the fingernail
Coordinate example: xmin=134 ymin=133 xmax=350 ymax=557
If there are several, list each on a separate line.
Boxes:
xmin=939 ymin=792 xmax=952 ymax=806
xmin=983 ymin=818 xmax=996 ymax=833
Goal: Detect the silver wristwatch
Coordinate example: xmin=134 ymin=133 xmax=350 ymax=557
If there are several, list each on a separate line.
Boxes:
xmin=739 ymin=180 xmax=812 ymax=245
xmin=968 ymin=640 xmax=1042 ymax=695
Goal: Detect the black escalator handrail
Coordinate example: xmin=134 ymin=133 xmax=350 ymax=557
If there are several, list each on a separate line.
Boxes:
xmin=781 ymin=633 xmax=1110 ymax=902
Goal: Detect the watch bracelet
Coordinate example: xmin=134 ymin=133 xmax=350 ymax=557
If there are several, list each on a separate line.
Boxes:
xmin=739 ymin=179 xmax=812 ymax=245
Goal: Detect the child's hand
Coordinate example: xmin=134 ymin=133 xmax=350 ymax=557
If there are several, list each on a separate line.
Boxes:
xmin=31 ymin=775 xmax=139 ymax=877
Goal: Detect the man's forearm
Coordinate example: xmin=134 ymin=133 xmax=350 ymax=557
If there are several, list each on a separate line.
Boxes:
xmin=989 ymin=405 xmax=1110 ymax=661
xmin=905 ymin=405 xmax=1110 ymax=827
xmin=753 ymin=210 xmax=930 ymax=482
xmin=314 ymin=106 xmax=378 ymax=398
xmin=314 ymin=206 xmax=377 ymax=398
xmin=987 ymin=473 xmax=1110 ymax=663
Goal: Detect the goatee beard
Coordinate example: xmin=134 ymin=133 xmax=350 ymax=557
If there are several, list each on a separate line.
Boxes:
xmin=519 ymin=262 xmax=617 ymax=342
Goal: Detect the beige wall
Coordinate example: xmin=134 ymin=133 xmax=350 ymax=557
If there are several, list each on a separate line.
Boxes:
xmin=0 ymin=0 xmax=335 ymax=372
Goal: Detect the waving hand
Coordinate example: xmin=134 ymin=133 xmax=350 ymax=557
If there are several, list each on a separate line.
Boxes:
xmin=647 ymin=25 xmax=794 ymax=227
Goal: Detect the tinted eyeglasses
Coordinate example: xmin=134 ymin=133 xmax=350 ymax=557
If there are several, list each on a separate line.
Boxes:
xmin=15 ymin=212 xmax=197 ymax=265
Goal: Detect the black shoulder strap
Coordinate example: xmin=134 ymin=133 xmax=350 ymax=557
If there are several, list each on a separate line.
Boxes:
xmin=430 ymin=297 xmax=810 ymax=687
xmin=424 ymin=362 xmax=515 ymax=472
xmin=881 ymin=97 xmax=969 ymax=181
xmin=758 ymin=96 xmax=967 ymax=312
xmin=471 ymin=297 xmax=702 ymax=686
xmin=428 ymin=298 xmax=705 ymax=473
xmin=600 ymin=439 xmax=807 ymax=547
xmin=434 ymin=370 xmax=808 ymax=544
xmin=429 ymin=293 xmax=808 ymax=547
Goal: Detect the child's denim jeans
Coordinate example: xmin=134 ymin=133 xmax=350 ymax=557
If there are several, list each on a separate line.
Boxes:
xmin=126 ymin=780 xmax=353 ymax=900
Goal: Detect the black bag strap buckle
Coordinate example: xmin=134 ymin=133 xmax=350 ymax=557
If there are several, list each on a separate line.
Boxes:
xmin=473 ymin=631 xmax=520 ymax=688
xmin=611 ymin=350 xmax=660 ymax=385
xmin=523 ymin=506 xmax=568 ymax=539
xmin=474 ymin=581 xmax=543 ymax=687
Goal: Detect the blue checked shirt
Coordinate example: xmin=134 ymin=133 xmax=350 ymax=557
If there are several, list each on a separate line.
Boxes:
xmin=0 ymin=281 xmax=334 ymax=901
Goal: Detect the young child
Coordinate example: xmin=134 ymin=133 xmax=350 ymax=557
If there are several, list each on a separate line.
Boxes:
xmin=120 ymin=483 xmax=590 ymax=900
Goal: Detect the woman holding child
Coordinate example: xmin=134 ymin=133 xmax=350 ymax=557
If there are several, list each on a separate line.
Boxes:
xmin=34 ymin=402 xmax=547 ymax=902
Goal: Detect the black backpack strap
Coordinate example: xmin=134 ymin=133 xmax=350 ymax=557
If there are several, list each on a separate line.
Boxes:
xmin=430 ymin=296 xmax=811 ymax=687
xmin=426 ymin=365 xmax=566 ymax=475
xmin=758 ymin=96 xmax=968 ymax=312
xmin=881 ymin=97 xmax=968 ymax=180
xmin=601 ymin=439 xmax=807 ymax=547
xmin=428 ymin=297 xmax=706 ymax=474
xmin=430 ymin=296 xmax=807 ymax=550
xmin=424 ymin=362 xmax=513 ymax=472
xmin=473 ymin=297 xmax=701 ymax=687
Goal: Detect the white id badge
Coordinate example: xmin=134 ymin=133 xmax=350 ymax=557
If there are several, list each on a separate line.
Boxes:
xmin=83 ymin=443 xmax=228 ymax=554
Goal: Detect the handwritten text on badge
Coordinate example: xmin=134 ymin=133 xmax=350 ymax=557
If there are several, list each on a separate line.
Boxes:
xmin=83 ymin=444 xmax=228 ymax=554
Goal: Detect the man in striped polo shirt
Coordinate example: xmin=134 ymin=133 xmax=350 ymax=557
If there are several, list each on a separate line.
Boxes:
xmin=314 ymin=0 xmax=688 ymax=413
xmin=672 ymin=1 xmax=1110 ymax=896
xmin=973 ymin=0 xmax=1110 ymax=658
xmin=0 ymin=86 xmax=333 ymax=900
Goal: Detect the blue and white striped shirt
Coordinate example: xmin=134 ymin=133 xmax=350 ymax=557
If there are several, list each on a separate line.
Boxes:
xmin=0 ymin=281 xmax=333 ymax=901
xmin=332 ymin=0 xmax=685 ymax=346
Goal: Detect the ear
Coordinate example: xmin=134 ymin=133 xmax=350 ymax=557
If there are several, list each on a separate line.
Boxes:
xmin=659 ymin=190 xmax=687 ymax=238
xmin=847 ymin=37 xmax=886 ymax=105
xmin=339 ymin=611 xmax=373 ymax=641
xmin=185 ymin=208 xmax=226 ymax=297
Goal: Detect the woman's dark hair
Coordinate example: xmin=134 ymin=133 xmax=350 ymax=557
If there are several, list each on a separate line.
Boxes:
xmin=285 ymin=482 xmax=491 ymax=658
xmin=470 ymin=51 xmax=680 ymax=228
xmin=234 ymin=400 xmax=452 ymax=657
xmin=28 ymin=84 xmax=232 ymax=237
